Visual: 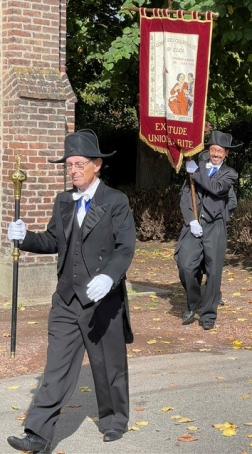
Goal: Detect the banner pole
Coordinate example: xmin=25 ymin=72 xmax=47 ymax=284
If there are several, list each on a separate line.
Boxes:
xmin=122 ymin=6 xmax=219 ymax=19
xmin=189 ymin=175 xmax=198 ymax=220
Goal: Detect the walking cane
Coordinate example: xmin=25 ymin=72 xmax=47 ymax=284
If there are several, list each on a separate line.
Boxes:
xmin=10 ymin=156 xmax=27 ymax=357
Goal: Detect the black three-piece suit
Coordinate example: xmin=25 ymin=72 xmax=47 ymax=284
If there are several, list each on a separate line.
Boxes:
xmin=175 ymin=160 xmax=238 ymax=322
xmin=19 ymin=180 xmax=136 ymax=442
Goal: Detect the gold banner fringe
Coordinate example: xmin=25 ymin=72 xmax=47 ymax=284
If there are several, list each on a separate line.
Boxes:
xmin=139 ymin=132 xmax=204 ymax=173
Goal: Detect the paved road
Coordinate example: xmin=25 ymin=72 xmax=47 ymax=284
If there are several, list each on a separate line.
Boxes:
xmin=1 ymin=350 xmax=252 ymax=454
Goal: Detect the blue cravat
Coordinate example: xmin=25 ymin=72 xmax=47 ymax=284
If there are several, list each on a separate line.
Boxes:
xmin=85 ymin=198 xmax=92 ymax=212
xmin=208 ymin=166 xmax=218 ymax=177
xmin=76 ymin=197 xmax=92 ymax=211
xmin=76 ymin=197 xmax=92 ymax=226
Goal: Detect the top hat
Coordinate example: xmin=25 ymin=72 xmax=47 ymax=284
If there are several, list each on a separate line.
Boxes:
xmin=207 ymin=130 xmax=243 ymax=150
xmin=49 ymin=129 xmax=116 ymax=163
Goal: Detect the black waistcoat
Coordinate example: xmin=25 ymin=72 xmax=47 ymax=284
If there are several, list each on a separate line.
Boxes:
xmin=56 ymin=215 xmax=91 ymax=305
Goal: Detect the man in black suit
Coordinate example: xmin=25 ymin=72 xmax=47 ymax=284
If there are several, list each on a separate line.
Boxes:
xmin=175 ymin=130 xmax=240 ymax=330
xmin=7 ymin=130 xmax=136 ymax=453
xmin=197 ymin=148 xmax=238 ymax=306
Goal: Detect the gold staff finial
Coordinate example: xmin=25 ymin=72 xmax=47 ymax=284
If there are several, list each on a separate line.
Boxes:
xmin=11 ymin=155 xmax=27 ymax=200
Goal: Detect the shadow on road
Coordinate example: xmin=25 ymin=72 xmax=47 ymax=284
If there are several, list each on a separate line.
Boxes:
xmin=24 ymin=366 xmax=99 ymax=451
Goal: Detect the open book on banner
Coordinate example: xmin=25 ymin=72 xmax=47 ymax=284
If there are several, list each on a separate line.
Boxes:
xmin=139 ymin=8 xmax=214 ymax=172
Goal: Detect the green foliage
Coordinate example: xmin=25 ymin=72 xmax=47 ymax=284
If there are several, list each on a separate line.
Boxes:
xmin=102 ymin=24 xmax=140 ymax=71
xmin=67 ymin=0 xmax=143 ymax=131
xmin=229 ymin=199 xmax=252 ymax=255
xmin=67 ymin=0 xmax=252 ymax=128
xmin=173 ymin=0 xmax=252 ymax=130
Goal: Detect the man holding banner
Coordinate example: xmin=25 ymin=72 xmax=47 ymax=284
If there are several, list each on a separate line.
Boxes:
xmin=175 ymin=130 xmax=240 ymax=330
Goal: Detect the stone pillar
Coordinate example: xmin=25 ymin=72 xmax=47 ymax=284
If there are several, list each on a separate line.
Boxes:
xmin=0 ymin=0 xmax=76 ymax=302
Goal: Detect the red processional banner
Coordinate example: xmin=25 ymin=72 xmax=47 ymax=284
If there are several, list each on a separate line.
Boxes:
xmin=139 ymin=9 xmax=213 ymax=172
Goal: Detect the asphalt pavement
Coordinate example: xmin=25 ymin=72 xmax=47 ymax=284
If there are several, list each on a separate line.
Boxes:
xmin=1 ymin=350 xmax=252 ymax=454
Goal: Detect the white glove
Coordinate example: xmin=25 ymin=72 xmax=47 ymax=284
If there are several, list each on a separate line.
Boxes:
xmin=189 ymin=220 xmax=203 ymax=238
xmin=86 ymin=274 xmax=113 ymax=302
xmin=8 ymin=219 xmax=27 ymax=241
xmin=186 ymin=160 xmax=198 ymax=174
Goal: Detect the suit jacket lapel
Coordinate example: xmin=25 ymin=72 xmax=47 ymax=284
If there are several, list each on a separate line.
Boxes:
xmin=60 ymin=193 xmax=76 ymax=243
xmin=217 ymin=162 xmax=227 ymax=176
xmin=81 ymin=181 xmax=108 ymax=241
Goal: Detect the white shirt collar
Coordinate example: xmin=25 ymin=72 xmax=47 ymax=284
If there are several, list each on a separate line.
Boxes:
xmin=205 ymin=162 xmax=223 ymax=170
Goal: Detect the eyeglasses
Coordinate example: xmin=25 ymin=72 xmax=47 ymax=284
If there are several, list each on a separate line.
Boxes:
xmin=66 ymin=161 xmax=91 ymax=171
xmin=209 ymin=146 xmax=225 ymax=153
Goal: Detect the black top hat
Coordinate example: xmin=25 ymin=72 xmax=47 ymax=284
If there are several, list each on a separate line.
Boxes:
xmin=49 ymin=129 xmax=116 ymax=163
xmin=207 ymin=130 xmax=243 ymax=150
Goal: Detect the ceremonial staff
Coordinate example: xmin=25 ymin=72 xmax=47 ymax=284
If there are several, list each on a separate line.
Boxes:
xmin=10 ymin=156 xmax=27 ymax=357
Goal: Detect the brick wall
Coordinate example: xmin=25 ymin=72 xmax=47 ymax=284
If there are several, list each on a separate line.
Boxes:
xmin=0 ymin=0 xmax=76 ymax=299
xmin=3 ymin=0 xmax=64 ymax=70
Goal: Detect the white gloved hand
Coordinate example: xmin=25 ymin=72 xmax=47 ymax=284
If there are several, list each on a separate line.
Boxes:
xmin=8 ymin=219 xmax=27 ymax=241
xmin=86 ymin=274 xmax=113 ymax=302
xmin=186 ymin=160 xmax=198 ymax=173
xmin=189 ymin=220 xmax=203 ymax=238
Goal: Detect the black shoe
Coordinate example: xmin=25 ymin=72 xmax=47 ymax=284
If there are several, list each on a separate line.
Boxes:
xmin=199 ymin=319 xmax=215 ymax=330
xmin=7 ymin=432 xmax=51 ymax=453
xmin=103 ymin=429 xmax=124 ymax=442
xmin=182 ymin=310 xmax=196 ymax=325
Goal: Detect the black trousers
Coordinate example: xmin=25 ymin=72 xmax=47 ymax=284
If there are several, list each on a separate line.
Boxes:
xmin=176 ymin=219 xmax=227 ymax=321
xmin=25 ymin=292 xmax=129 ymax=441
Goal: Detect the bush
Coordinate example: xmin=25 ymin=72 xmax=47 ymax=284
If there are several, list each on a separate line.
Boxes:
xmin=124 ymin=187 xmax=252 ymax=256
xmin=228 ymin=200 xmax=252 ymax=255
xmin=125 ymin=186 xmax=183 ymax=241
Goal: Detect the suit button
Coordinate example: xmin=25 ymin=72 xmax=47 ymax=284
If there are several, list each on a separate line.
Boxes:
xmin=98 ymin=256 xmax=102 ymax=261
xmin=95 ymin=268 xmax=100 ymax=272
xmin=73 ymin=274 xmax=77 ymax=278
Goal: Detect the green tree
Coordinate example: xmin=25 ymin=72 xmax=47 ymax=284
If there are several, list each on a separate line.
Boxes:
xmin=67 ymin=0 xmax=143 ymax=134
xmin=177 ymin=0 xmax=252 ymax=129
xmin=67 ymin=0 xmax=251 ymax=131
xmin=66 ymin=0 xmax=252 ymax=190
